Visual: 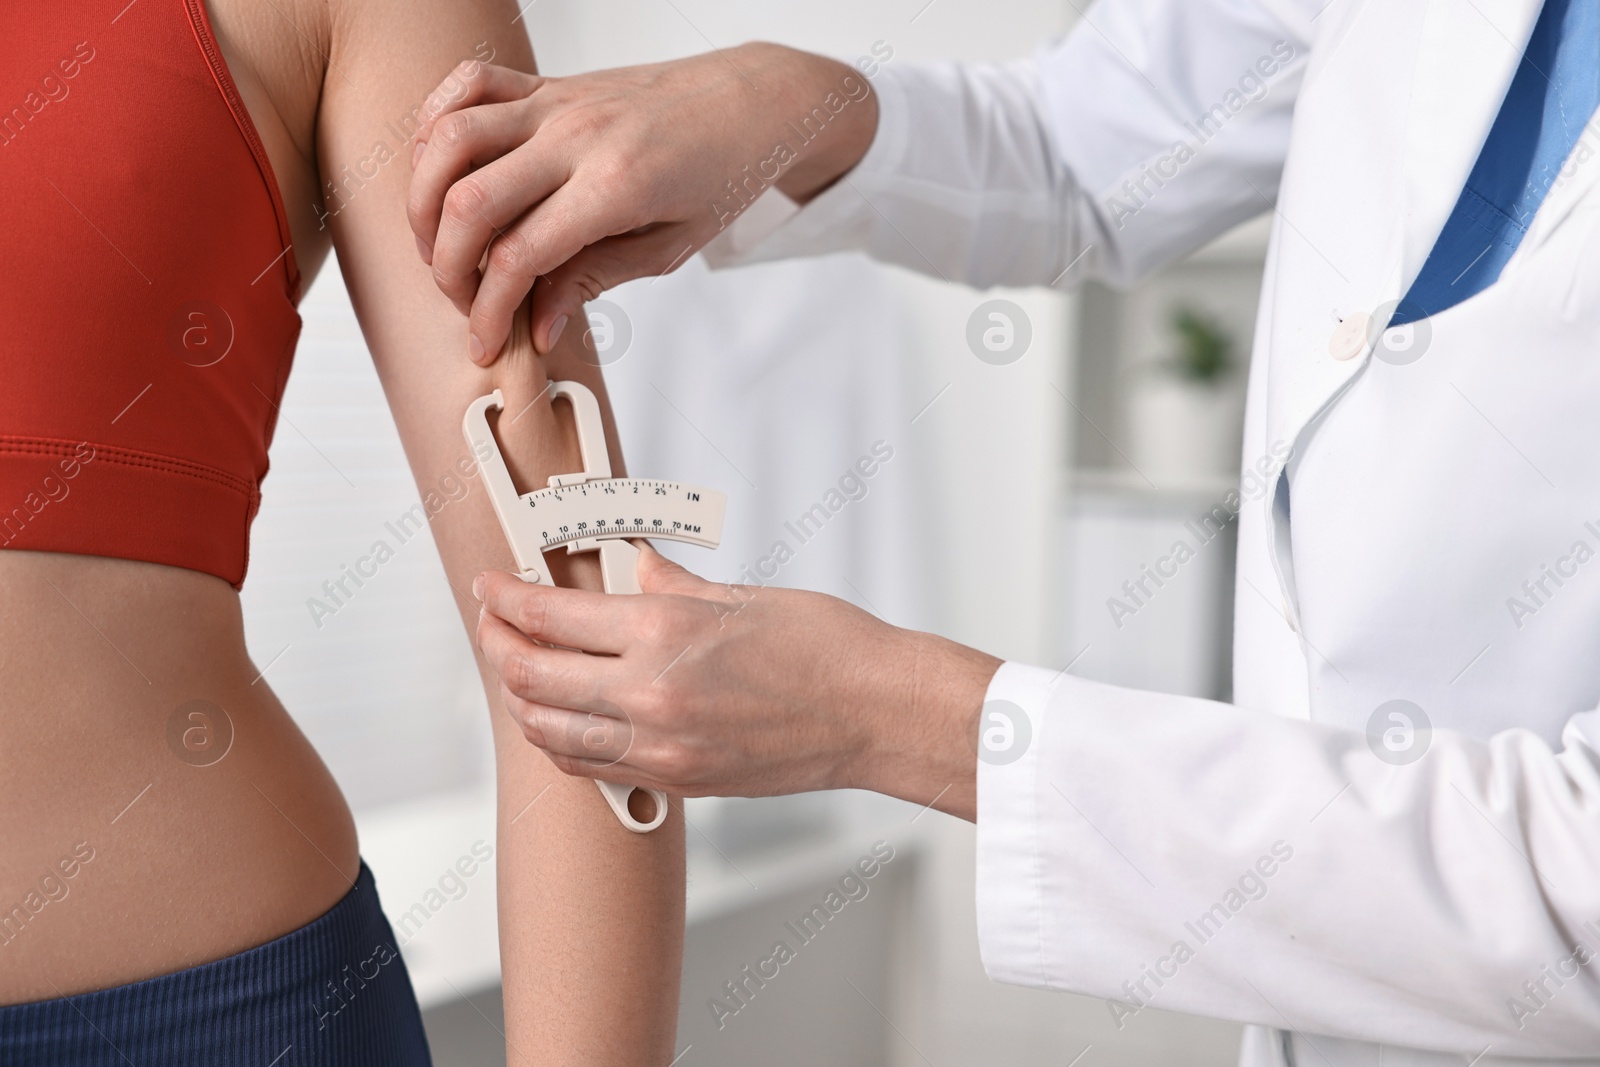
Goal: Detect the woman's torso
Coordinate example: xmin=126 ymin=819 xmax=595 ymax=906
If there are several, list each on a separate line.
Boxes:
xmin=0 ymin=0 xmax=347 ymax=1004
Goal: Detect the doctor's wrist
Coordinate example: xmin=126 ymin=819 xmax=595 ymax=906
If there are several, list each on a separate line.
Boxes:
xmin=740 ymin=43 xmax=879 ymax=206
xmin=856 ymin=629 xmax=1000 ymax=823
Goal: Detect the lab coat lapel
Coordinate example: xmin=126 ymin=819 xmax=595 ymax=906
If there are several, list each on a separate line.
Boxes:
xmin=1260 ymin=0 xmax=1539 ymax=458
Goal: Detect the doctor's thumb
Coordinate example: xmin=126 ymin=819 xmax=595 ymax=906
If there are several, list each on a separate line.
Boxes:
xmin=532 ymin=228 xmax=704 ymax=356
xmin=635 ymin=542 xmax=712 ymax=596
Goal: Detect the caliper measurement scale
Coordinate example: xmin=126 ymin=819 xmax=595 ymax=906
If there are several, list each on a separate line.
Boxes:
xmin=463 ymin=380 xmax=727 ymax=833
xmin=522 ymin=480 xmax=720 ymax=554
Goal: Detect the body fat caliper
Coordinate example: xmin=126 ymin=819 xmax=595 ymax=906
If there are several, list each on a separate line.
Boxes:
xmin=463 ymin=380 xmax=727 ymax=832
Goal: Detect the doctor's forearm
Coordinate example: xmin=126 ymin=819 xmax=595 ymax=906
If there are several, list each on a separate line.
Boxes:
xmin=749 ymin=43 xmax=880 ymax=205
xmin=854 ymin=627 xmax=1000 ymax=821
xmin=702 ymin=58 xmax=1111 ymax=291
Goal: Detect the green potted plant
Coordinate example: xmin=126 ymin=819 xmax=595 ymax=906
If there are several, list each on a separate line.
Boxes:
xmin=1127 ymin=305 xmax=1246 ymax=483
xmin=1161 ymin=308 xmax=1234 ymax=386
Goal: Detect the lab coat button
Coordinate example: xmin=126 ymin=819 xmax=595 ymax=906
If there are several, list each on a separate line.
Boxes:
xmin=1329 ymin=312 xmax=1371 ymax=361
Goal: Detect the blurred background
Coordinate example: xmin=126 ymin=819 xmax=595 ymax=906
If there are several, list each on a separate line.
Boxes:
xmin=238 ymin=1 xmax=1271 ymax=1063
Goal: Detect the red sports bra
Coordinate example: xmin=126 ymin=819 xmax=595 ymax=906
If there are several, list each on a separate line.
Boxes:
xmin=0 ymin=0 xmax=301 ymax=589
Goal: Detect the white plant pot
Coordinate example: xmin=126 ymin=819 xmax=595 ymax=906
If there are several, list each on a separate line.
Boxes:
xmin=1126 ymin=375 xmax=1245 ymax=484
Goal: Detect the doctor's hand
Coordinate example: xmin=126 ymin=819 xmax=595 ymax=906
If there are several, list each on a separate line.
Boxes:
xmin=471 ymin=545 xmax=999 ymax=821
xmin=407 ymin=44 xmax=879 ymax=366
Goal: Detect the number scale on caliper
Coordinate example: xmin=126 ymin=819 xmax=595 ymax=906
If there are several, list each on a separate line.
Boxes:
xmin=524 ymin=480 xmax=723 ymax=551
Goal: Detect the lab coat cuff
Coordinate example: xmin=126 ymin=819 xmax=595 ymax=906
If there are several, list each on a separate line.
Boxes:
xmin=974 ymin=659 xmax=1062 ymax=990
xmin=700 ymin=63 xmax=912 ymax=269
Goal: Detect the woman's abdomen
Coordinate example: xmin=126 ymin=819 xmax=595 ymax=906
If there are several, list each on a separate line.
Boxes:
xmin=0 ymin=550 xmax=358 ymax=1005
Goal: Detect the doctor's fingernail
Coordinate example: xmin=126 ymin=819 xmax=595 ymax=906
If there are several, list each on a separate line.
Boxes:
xmin=415 ymin=234 xmax=432 ymax=265
xmin=472 ymin=572 xmax=486 ymax=600
xmin=411 ymin=139 xmax=426 ymax=168
xmin=545 ymin=315 xmax=568 ymax=352
xmin=468 ymin=333 xmax=486 ymax=363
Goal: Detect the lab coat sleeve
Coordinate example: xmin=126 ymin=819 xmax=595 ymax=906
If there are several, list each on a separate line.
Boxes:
xmin=701 ymin=0 xmax=1317 ymax=288
xmin=977 ymin=661 xmax=1600 ymax=1056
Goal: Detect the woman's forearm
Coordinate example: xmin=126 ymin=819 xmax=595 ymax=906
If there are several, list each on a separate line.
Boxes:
xmin=479 ymin=322 xmax=685 ymax=1066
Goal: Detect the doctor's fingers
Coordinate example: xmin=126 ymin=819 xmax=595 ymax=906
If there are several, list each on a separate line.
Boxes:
xmin=414 ymin=62 xmax=543 ymax=147
xmin=499 ymin=222 xmax=712 ymax=360
xmin=499 ymin=686 xmax=641 ymax=769
xmin=409 ymin=99 xmax=561 ymax=270
xmin=477 ymin=569 xmax=633 ymax=655
xmin=476 ymin=609 xmax=630 ymax=714
xmin=503 ymin=685 xmax=724 ymax=796
xmin=419 ymin=144 xmax=577 ymax=325
xmin=466 ymin=181 xmax=650 ymax=360
xmin=512 ymin=706 xmax=702 ymax=798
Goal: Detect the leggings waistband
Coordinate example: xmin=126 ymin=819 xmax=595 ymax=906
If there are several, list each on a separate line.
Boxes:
xmin=0 ymin=861 xmax=432 ymax=1066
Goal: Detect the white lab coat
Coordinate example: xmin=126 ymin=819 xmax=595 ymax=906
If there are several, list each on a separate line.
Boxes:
xmin=705 ymin=1 xmax=1600 ymax=1063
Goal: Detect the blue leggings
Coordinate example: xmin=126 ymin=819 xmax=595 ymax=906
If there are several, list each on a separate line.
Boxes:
xmin=0 ymin=862 xmax=432 ymax=1065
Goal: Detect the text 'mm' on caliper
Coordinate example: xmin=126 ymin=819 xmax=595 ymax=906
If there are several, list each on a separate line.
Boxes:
xmin=464 ymin=381 xmax=727 ymax=832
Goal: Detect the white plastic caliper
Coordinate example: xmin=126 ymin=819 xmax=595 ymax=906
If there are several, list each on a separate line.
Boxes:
xmin=463 ymin=381 xmax=726 ymax=833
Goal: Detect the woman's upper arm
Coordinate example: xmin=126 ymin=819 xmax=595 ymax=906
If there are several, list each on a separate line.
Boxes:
xmin=312 ymin=2 xmax=684 ymax=1062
